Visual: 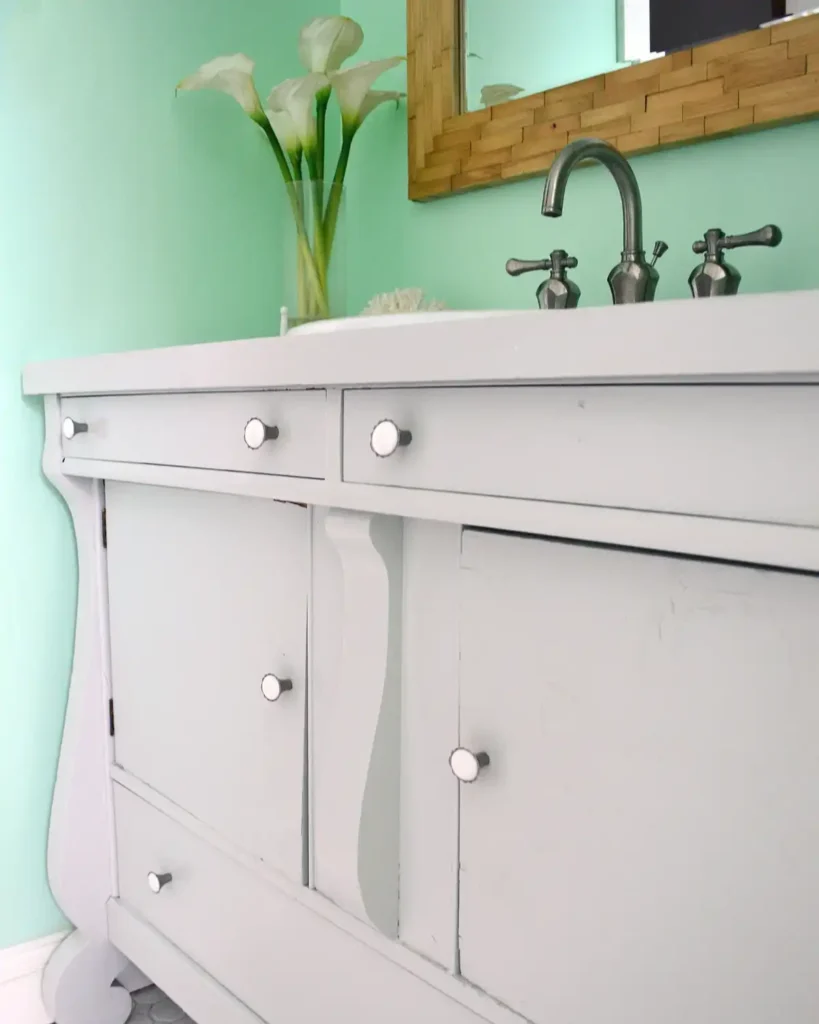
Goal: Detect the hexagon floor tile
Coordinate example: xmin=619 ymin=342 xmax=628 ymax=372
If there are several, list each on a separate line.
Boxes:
xmin=127 ymin=985 xmax=196 ymax=1023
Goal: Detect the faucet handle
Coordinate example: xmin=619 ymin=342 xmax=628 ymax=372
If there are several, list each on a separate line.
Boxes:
xmin=506 ymin=257 xmax=551 ymax=276
xmin=723 ymin=224 xmax=783 ymax=250
xmin=689 ymin=226 xmax=782 ymax=299
xmin=506 ymin=250 xmax=579 ymax=277
xmin=549 ymin=250 xmax=579 ymax=273
xmin=692 ymin=225 xmax=782 ymax=256
xmin=651 ymin=241 xmax=669 ymax=267
xmin=506 ymin=250 xmax=580 ymax=309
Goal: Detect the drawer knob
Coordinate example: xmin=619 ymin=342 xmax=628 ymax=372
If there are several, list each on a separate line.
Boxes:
xmin=244 ymin=418 xmax=280 ymax=450
xmin=370 ymin=419 xmax=412 ymax=458
xmin=449 ymin=748 xmax=490 ymax=784
xmin=261 ymin=673 xmax=293 ymax=702
xmin=147 ymin=871 xmax=172 ymax=894
xmin=62 ymin=417 xmax=88 ymax=440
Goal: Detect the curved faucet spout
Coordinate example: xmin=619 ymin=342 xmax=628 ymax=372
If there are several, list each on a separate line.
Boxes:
xmin=542 ymin=138 xmax=644 ymax=258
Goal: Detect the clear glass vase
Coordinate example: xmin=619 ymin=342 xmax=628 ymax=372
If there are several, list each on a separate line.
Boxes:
xmin=282 ymin=180 xmax=346 ymax=331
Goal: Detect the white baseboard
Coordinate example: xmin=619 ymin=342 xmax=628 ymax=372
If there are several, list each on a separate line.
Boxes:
xmin=0 ymin=932 xmax=69 ymax=1024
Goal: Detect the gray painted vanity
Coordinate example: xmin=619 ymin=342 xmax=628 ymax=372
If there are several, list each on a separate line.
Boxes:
xmin=23 ymin=293 xmax=819 ymax=1024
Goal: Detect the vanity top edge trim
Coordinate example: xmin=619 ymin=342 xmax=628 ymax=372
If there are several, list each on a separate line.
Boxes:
xmin=22 ymin=291 xmax=819 ymax=396
xmin=39 ymin=373 xmax=819 ymax=399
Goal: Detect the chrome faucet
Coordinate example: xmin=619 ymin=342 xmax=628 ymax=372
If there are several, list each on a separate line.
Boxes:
xmin=542 ymin=138 xmax=667 ymax=305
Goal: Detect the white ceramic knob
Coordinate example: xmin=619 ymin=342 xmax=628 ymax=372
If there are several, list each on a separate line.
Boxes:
xmin=370 ymin=419 xmax=412 ymax=458
xmin=62 ymin=417 xmax=88 ymax=440
xmin=261 ymin=673 xmax=293 ymax=702
xmin=244 ymin=418 xmax=280 ymax=450
xmin=449 ymin=747 xmax=490 ymax=783
xmin=147 ymin=871 xmax=172 ymax=894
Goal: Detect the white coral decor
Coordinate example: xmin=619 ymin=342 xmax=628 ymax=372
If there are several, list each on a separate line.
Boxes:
xmin=361 ymin=288 xmax=447 ymax=315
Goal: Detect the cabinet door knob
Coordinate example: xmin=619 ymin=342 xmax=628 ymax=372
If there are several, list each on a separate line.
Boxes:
xmin=147 ymin=871 xmax=172 ymax=894
xmin=370 ymin=419 xmax=412 ymax=458
xmin=244 ymin=418 xmax=280 ymax=450
xmin=261 ymin=673 xmax=293 ymax=702
xmin=449 ymin=748 xmax=490 ymax=783
xmin=62 ymin=417 xmax=88 ymax=440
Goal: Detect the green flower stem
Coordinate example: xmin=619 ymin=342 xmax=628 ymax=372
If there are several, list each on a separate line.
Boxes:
xmin=260 ymin=119 xmax=327 ymax=319
xmin=315 ymin=88 xmax=331 ymax=182
xmin=259 ymin=115 xmax=329 ymax=321
xmin=324 ymin=127 xmax=354 ymax=259
xmin=306 ymin=147 xmax=330 ymax=317
xmin=258 ymin=116 xmax=294 ymax=186
xmin=310 ymin=175 xmax=328 ymax=289
xmin=288 ymin=159 xmax=311 ymax=320
xmin=289 ymin=199 xmax=326 ymax=320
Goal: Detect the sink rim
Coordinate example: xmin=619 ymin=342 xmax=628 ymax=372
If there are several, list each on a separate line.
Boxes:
xmin=286 ymin=310 xmax=527 ymax=336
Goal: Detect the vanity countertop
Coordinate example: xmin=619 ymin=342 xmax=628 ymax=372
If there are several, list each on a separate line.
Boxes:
xmin=23 ymin=289 xmax=819 ymax=396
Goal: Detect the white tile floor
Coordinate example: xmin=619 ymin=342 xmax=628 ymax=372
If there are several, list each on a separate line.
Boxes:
xmin=127 ymin=985 xmax=195 ymax=1023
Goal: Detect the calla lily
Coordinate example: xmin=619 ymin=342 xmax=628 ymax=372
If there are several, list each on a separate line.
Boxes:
xmin=267 ymin=73 xmax=329 ymax=153
xmin=357 ymin=90 xmax=406 ymax=124
xmin=480 ymin=83 xmax=525 ymax=107
xmin=177 ymin=54 xmax=264 ymax=122
xmin=299 ymin=16 xmax=364 ymax=73
xmin=329 ymin=57 xmax=406 ymax=133
xmin=264 ymin=107 xmax=301 ymax=159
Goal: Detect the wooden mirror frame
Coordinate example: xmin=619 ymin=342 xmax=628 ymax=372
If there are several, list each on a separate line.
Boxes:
xmin=407 ymin=1 xmax=819 ymax=201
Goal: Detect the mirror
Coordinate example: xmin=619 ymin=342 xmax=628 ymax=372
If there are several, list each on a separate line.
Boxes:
xmin=407 ymin=0 xmax=819 ymax=199
xmin=463 ymin=0 xmax=816 ymax=111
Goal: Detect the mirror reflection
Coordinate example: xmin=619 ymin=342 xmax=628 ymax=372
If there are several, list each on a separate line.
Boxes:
xmin=463 ymin=0 xmax=817 ymax=111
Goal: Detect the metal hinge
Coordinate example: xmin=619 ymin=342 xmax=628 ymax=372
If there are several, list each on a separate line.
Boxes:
xmin=101 ymin=508 xmax=107 ymax=549
xmin=108 ymin=698 xmax=115 ymax=737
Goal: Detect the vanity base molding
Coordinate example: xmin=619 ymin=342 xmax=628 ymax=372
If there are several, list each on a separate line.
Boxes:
xmin=109 ymin=902 xmax=494 ymax=1024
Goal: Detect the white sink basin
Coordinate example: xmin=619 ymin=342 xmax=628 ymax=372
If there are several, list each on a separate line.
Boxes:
xmin=286 ymin=310 xmax=525 ymax=336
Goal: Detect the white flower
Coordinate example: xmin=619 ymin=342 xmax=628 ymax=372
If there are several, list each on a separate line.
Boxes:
xmin=299 ymin=16 xmax=364 ymax=73
xmin=264 ymin=108 xmax=301 ymax=157
xmin=329 ymin=57 xmax=405 ymax=132
xmin=177 ymin=54 xmax=264 ymax=120
xmin=267 ymin=74 xmax=329 ymax=152
xmin=358 ymin=90 xmax=405 ymax=123
xmin=480 ymin=83 xmax=525 ymax=107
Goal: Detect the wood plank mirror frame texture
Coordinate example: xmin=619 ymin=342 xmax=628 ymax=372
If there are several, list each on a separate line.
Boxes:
xmin=407 ymin=2 xmax=819 ymax=201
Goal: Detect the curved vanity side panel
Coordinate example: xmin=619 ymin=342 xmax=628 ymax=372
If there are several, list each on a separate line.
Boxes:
xmin=315 ymin=510 xmax=403 ymax=937
xmin=39 ymin=396 xmax=130 ymax=1024
xmin=42 ymin=931 xmax=132 ymax=1024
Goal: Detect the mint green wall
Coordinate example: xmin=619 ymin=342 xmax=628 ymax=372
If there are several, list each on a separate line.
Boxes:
xmin=465 ymin=0 xmax=624 ymax=110
xmin=0 ymin=0 xmax=328 ymax=950
xmin=343 ymin=0 xmax=819 ymax=314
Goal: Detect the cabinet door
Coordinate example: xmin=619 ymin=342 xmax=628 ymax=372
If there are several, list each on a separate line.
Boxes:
xmin=106 ymin=483 xmax=308 ymax=882
xmin=456 ymin=529 xmax=819 ymax=1024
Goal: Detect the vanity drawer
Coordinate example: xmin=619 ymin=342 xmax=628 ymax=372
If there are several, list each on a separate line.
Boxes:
xmin=60 ymin=390 xmax=326 ymax=477
xmin=113 ymin=784 xmax=483 ymax=1024
xmin=342 ymin=385 xmax=819 ymax=526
